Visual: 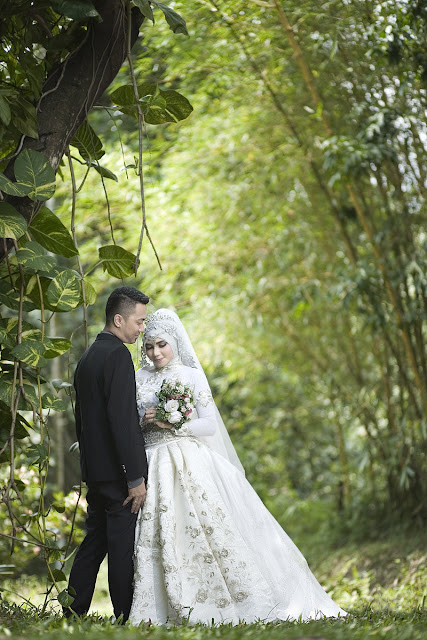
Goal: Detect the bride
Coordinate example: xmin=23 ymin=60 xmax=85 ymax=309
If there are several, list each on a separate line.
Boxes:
xmin=129 ymin=309 xmax=346 ymax=625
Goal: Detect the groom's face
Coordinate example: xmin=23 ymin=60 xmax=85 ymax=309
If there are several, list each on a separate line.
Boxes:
xmin=115 ymin=303 xmax=147 ymax=344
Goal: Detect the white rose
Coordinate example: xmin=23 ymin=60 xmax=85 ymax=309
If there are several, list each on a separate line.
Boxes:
xmin=168 ymin=410 xmax=182 ymax=424
xmin=186 ymin=404 xmax=194 ymax=413
xmin=164 ymin=399 xmax=179 ymax=412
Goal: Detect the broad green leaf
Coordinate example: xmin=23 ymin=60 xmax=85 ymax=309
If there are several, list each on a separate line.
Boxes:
xmin=0 ymin=400 xmax=30 ymax=440
xmin=16 ymin=241 xmax=56 ymax=273
xmin=0 ymin=318 xmax=42 ymax=349
xmin=81 ymin=279 xmax=97 ymax=305
xmin=145 ymin=89 xmax=193 ymax=125
xmin=133 ymin=0 xmax=154 ymax=22
xmin=29 ymin=206 xmax=78 ymax=257
xmin=42 ymin=392 xmax=67 ymax=411
xmin=152 ymin=1 xmax=188 ymax=35
xmin=10 ymin=341 xmax=47 ymax=367
xmin=46 ymin=269 xmax=82 ymax=311
xmin=52 ymin=379 xmax=73 ymax=390
xmin=0 ymin=277 xmax=37 ymax=312
xmin=58 ymin=588 xmax=75 ymax=607
xmin=0 ymin=373 xmax=39 ymax=411
xmin=47 ymin=566 xmax=67 ymax=583
xmin=110 ymin=84 xmax=193 ymax=124
xmin=90 ymin=163 xmax=118 ymax=181
xmin=51 ymin=0 xmax=100 ymax=20
xmin=14 ymin=150 xmax=56 ymax=201
xmin=70 ymin=121 xmax=104 ymax=161
xmin=0 ymin=203 xmax=27 ymax=238
xmin=12 ymin=99 xmax=38 ymax=139
xmin=0 ymin=95 xmax=11 ymax=125
xmin=0 ymin=173 xmax=31 ymax=197
xmin=27 ymin=443 xmax=49 ymax=466
xmin=43 ymin=337 xmax=72 ymax=359
xmin=99 ymin=245 xmax=136 ymax=278
xmin=51 ymin=503 xmax=65 ymax=513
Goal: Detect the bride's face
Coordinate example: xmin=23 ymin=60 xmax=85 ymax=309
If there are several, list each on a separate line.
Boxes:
xmin=145 ymin=337 xmax=174 ymax=369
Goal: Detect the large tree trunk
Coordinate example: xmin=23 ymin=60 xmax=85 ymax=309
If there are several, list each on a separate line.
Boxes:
xmin=0 ymin=0 xmax=143 ymax=260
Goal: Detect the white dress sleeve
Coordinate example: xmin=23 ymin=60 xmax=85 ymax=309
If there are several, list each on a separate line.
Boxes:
xmin=179 ymin=370 xmax=216 ymax=437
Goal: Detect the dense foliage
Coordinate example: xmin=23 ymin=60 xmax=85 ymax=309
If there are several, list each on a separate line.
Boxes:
xmin=0 ymin=0 xmax=426 ymax=610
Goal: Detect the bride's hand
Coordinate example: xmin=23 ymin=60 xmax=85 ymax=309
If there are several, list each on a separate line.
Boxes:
xmin=156 ymin=420 xmax=172 ymax=430
xmin=144 ymin=409 xmax=171 ymax=430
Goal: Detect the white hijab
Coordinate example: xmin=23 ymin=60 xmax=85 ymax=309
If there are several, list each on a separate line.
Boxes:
xmin=141 ymin=309 xmax=245 ymax=474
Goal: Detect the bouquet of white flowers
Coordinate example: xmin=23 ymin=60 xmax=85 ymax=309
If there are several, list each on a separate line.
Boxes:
xmin=155 ymin=380 xmax=195 ymax=429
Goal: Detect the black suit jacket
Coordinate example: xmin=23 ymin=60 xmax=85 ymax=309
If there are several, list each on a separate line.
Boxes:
xmin=74 ymin=332 xmax=148 ymax=483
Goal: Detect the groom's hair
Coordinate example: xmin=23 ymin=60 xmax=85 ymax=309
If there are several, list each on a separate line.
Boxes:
xmin=105 ymin=286 xmax=149 ymax=324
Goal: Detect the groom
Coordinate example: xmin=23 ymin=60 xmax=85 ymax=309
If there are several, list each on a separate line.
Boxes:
xmin=64 ymin=286 xmax=149 ymax=622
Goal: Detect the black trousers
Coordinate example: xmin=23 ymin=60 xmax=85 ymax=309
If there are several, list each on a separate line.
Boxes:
xmin=65 ymin=479 xmax=137 ymax=622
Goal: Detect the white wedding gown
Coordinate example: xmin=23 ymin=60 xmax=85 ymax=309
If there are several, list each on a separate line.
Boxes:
xmin=129 ymin=363 xmax=346 ymax=625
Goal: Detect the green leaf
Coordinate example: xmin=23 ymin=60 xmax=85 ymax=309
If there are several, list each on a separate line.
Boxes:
xmin=43 ymin=337 xmax=72 ymax=359
xmin=145 ymin=89 xmax=193 ymax=125
xmin=51 ymin=502 xmax=65 ymax=513
xmin=47 ymin=567 xmax=67 ymax=583
xmin=0 ymin=95 xmax=11 ymax=125
xmin=0 ymin=318 xmax=43 ymax=349
xmin=90 ymin=162 xmax=118 ymax=181
xmin=0 ymin=400 xmax=30 ymax=440
xmin=14 ymin=150 xmax=56 ymax=201
xmin=70 ymin=121 xmax=104 ymax=161
xmin=0 ymin=203 xmax=28 ymax=238
xmin=29 ymin=206 xmax=78 ymax=257
xmin=10 ymin=341 xmax=47 ymax=367
xmin=0 ymin=373 xmax=39 ymax=411
xmin=16 ymin=241 xmax=57 ymax=273
xmin=12 ymin=99 xmax=38 ymax=139
xmin=46 ymin=269 xmax=82 ymax=311
xmin=0 ymin=172 xmax=31 ymax=196
xmin=133 ymin=0 xmax=154 ymax=22
xmin=51 ymin=0 xmax=100 ymax=20
xmin=81 ymin=279 xmax=97 ymax=305
xmin=27 ymin=443 xmax=49 ymax=466
xmin=58 ymin=588 xmax=75 ymax=607
xmin=152 ymin=1 xmax=188 ymax=35
xmin=0 ymin=277 xmax=37 ymax=312
xmin=52 ymin=378 xmax=73 ymax=390
xmin=110 ymin=84 xmax=193 ymax=124
xmin=99 ymin=245 xmax=136 ymax=278
xmin=42 ymin=392 xmax=67 ymax=411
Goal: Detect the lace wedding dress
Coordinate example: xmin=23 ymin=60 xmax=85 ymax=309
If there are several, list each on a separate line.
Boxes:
xmin=129 ymin=361 xmax=346 ymax=626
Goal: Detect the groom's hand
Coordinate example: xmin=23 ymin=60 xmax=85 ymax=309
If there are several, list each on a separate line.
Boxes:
xmin=123 ymin=480 xmax=146 ymax=514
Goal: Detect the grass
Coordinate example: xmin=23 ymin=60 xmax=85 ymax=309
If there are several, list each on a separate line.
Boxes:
xmin=1 ymin=524 xmax=426 ymax=639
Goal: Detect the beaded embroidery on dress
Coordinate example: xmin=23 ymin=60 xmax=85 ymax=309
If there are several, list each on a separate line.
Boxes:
xmin=129 ymin=310 xmax=346 ymax=626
